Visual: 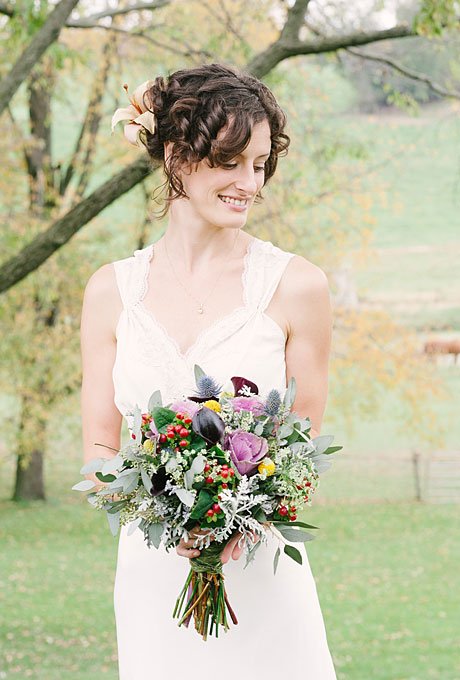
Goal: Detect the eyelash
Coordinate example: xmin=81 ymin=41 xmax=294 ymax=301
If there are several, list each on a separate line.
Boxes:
xmin=223 ymin=163 xmax=265 ymax=172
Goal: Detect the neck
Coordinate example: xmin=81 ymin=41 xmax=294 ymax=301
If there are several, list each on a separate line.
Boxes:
xmin=160 ymin=217 xmax=248 ymax=275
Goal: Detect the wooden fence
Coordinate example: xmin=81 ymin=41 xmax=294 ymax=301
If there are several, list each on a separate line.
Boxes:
xmin=421 ymin=450 xmax=460 ymax=503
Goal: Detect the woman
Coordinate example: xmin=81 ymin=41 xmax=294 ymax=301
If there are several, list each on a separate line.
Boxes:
xmin=80 ymin=62 xmax=336 ymax=679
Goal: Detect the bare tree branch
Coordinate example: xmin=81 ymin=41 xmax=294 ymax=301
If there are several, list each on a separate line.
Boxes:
xmin=66 ymin=0 xmax=170 ymax=26
xmin=68 ymin=22 xmax=212 ymax=59
xmin=344 ymin=47 xmax=460 ymax=101
xmin=0 ymin=0 xmax=457 ymax=292
xmin=0 ymin=0 xmax=170 ymax=21
xmin=248 ymin=8 xmax=417 ymax=78
xmin=0 ymin=0 xmax=80 ymax=116
xmin=0 ymin=156 xmax=153 ymax=293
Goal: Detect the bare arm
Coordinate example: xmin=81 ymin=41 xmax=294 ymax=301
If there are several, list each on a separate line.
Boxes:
xmin=283 ymin=256 xmax=332 ymax=438
xmin=80 ymin=263 xmax=123 ymax=485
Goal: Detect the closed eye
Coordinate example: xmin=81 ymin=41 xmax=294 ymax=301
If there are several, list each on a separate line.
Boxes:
xmin=223 ymin=163 xmax=265 ymax=172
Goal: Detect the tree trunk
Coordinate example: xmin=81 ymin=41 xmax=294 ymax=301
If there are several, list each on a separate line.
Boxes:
xmin=13 ymin=391 xmax=47 ymax=501
xmin=13 ymin=450 xmax=46 ymax=501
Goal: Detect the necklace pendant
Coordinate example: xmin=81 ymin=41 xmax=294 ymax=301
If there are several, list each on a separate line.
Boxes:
xmin=197 ymin=304 xmax=203 ymax=314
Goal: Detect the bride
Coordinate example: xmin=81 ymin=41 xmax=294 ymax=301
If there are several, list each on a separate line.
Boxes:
xmin=80 ymin=62 xmax=336 ymax=679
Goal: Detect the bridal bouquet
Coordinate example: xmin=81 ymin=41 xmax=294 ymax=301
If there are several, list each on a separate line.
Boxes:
xmin=73 ymin=366 xmax=341 ymax=640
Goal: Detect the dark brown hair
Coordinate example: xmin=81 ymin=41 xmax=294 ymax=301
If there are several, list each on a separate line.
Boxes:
xmin=139 ymin=62 xmax=290 ymax=218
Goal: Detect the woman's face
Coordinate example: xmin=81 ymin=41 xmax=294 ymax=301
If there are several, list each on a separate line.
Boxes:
xmin=165 ymin=118 xmax=272 ymax=229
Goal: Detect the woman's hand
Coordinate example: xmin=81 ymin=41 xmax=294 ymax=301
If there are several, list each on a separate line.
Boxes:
xmin=176 ymin=525 xmax=209 ymax=559
xmin=220 ymin=530 xmax=260 ymax=564
xmin=176 ymin=526 xmax=261 ymax=562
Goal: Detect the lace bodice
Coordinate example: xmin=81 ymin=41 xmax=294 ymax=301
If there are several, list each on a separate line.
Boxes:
xmin=111 ymin=236 xmax=295 ymax=417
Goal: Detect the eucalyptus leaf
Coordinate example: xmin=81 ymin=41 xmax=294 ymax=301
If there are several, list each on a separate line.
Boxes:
xmin=273 ymin=525 xmax=315 ymax=542
xmin=72 ymin=480 xmax=96 ymax=492
xmin=283 ymin=376 xmax=297 ymax=408
xmin=194 ymin=364 xmax=206 ymax=384
xmin=117 ymin=467 xmax=137 ymax=478
xmin=308 ymin=452 xmax=332 ymax=473
xmin=253 ymin=423 xmax=264 ymax=436
xmin=184 ymin=454 xmax=206 ymax=488
xmin=95 ymin=471 xmax=116 ymax=483
xmin=165 ymin=457 xmax=179 ymax=474
xmin=132 ymin=405 xmax=142 ymax=442
xmin=97 ymin=486 xmax=124 ymax=496
xmin=107 ymin=511 xmax=120 ymax=537
xmin=273 ymin=546 xmax=281 ymax=575
xmin=140 ymin=467 xmax=153 ymax=494
xmin=275 ymin=520 xmax=319 ymax=530
xmin=175 ymin=488 xmax=196 ymax=508
xmin=121 ymin=471 xmax=139 ymax=494
xmin=284 ymin=544 xmax=303 ymax=565
xmin=79 ymin=458 xmax=107 ymax=475
xmin=148 ymin=389 xmax=163 ymax=411
xmin=127 ymin=517 xmax=142 ymax=536
xmin=101 ymin=454 xmax=124 ymax=475
xmin=278 ymin=423 xmax=294 ymax=439
xmin=312 ymin=435 xmax=335 ymax=455
xmin=323 ymin=445 xmax=343 ymax=455
xmin=148 ymin=522 xmax=163 ymax=549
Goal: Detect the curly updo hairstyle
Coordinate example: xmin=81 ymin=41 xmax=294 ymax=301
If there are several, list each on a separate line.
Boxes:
xmin=138 ymin=62 xmax=290 ymax=218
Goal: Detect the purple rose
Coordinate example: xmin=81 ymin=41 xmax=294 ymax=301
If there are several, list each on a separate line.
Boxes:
xmin=232 ymin=396 xmax=265 ymax=416
xmin=224 ymin=430 xmax=268 ymax=476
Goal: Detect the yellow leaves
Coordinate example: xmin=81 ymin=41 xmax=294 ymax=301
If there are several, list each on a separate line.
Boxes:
xmin=329 ymin=306 xmax=449 ymax=444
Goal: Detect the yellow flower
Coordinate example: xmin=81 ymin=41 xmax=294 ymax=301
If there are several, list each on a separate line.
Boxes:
xmin=143 ymin=439 xmax=155 ymax=452
xmin=258 ymin=458 xmax=276 ymax=476
xmin=203 ymin=400 xmax=221 ymax=412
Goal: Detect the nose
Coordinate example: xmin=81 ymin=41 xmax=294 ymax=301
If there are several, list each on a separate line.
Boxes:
xmin=234 ymin=164 xmax=259 ymax=195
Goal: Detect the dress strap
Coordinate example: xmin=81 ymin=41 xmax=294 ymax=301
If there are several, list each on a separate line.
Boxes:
xmin=247 ymin=239 xmax=295 ymax=313
xmin=112 ymin=244 xmax=153 ymax=309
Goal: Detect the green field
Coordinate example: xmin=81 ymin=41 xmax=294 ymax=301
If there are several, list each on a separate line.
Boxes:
xmin=0 ymin=499 xmax=458 ymax=680
xmin=1 ymin=102 xmax=459 ymax=679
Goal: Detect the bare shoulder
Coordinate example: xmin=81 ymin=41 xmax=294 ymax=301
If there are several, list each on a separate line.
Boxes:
xmin=284 ymin=253 xmax=329 ymax=297
xmin=81 ymin=263 xmax=122 ymax=338
xmin=280 ymin=254 xmax=331 ymax=338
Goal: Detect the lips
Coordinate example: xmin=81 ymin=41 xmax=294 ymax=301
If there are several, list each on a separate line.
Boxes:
xmin=218 ymin=195 xmax=250 ymax=201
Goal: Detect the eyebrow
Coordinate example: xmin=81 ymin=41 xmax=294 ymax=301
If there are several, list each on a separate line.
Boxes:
xmin=237 ymin=152 xmax=271 ymax=159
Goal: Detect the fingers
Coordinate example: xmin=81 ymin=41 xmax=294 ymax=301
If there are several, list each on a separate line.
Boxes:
xmin=176 ymin=525 xmax=217 ymax=559
xmin=176 ymin=525 xmax=202 ymax=559
xmin=220 ymin=532 xmax=238 ymax=564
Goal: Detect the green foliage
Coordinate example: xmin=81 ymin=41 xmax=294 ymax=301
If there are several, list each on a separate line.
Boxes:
xmin=414 ymin=0 xmax=459 ymax=36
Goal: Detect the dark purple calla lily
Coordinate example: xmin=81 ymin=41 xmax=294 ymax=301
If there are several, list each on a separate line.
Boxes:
xmin=191 ymin=407 xmax=225 ymax=446
xmin=150 ymin=466 xmax=167 ymax=496
xmin=231 ymin=376 xmax=259 ymax=397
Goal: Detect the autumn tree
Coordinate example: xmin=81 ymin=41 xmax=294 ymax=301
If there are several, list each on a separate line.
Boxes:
xmin=0 ymin=0 xmax=458 ymax=499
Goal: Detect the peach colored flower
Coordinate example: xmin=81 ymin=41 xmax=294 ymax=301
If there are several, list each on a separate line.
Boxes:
xmin=111 ymin=80 xmax=156 ymax=147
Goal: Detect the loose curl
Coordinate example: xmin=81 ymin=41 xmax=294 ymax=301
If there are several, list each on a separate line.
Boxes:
xmin=138 ymin=62 xmax=290 ymax=219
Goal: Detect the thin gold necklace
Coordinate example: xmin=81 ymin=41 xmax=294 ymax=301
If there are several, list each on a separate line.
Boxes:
xmin=162 ymin=229 xmax=241 ymax=314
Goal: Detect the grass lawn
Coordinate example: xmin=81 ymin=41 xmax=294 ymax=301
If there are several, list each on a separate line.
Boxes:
xmin=1 ymin=95 xmax=459 ymax=680
xmin=0 ymin=499 xmax=458 ymax=679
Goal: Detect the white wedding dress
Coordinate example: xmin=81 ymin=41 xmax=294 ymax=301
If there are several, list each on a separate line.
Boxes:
xmin=111 ymin=236 xmax=337 ymax=679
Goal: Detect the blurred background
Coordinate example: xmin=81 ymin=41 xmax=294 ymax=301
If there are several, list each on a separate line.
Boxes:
xmin=0 ymin=1 xmax=459 ymax=678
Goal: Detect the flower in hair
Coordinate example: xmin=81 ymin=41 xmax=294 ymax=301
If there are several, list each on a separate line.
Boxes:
xmin=111 ymin=80 xmax=156 ymax=146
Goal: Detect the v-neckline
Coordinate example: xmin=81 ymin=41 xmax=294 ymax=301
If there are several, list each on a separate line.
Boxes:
xmin=137 ymin=235 xmax=259 ymax=361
